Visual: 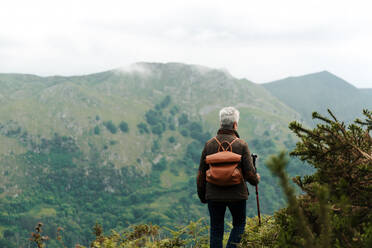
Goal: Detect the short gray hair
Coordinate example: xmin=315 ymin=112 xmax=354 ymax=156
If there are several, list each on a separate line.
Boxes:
xmin=219 ymin=107 xmax=240 ymax=128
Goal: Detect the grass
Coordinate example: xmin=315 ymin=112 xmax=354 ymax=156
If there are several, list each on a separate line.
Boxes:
xmin=0 ymin=226 xmax=6 ymax=238
xmin=0 ymin=136 xmax=26 ymax=156
xmin=160 ymin=169 xmax=187 ymax=188
xmin=27 ymin=205 xmax=57 ymax=218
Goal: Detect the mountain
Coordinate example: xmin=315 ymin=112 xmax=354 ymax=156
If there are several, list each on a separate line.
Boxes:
xmin=262 ymin=71 xmax=372 ymax=124
xmin=0 ymin=63 xmax=305 ymax=247
xmin=360 ymin=88 xmax=372 ymax=98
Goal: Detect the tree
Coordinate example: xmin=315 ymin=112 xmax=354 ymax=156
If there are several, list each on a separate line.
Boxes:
xmin=188 ymin=121 xmax=202 ymax=133
xmin=153 ymin=157 xmax=167 ymax=171
xmin=168 ymin=136 xmax=176 ymax=143
xmin=145 ymin=110 xmax=163 ymax=126
xmin=169 ymin=123 xmax=176 ymax=131
xmin=267 ymin=109 xmax=372 ymax=247
xmin=94 ymin=125 xmax=100 ymax=135
xmin=103 ymin=121 xmax=117 ymax=134
xmin=119 ymin=121 xmax=129 ymax=133
xmin=180 ymin=129 xmax=189 ymax=137
xmin=168 ymin=116 xmax=176 ymax=130
xmin=137 ymin=122 xmax=149 ymax=134
xmin=0 ymin=239 xmax=14 ymax=248
xmin=186 ymin=141 xmax=203 ymax=163
xmin=170 ymin=105 xmax=179 ymax=115
xmin=178 ymin=113 xmax=188 ymax=125
xmin=151 ymin=123 xmax=165 ymax=135
xmin=151 ymin=140 xmax=160 ymax=153
xmin=3 ymin=229 xmax=14 ymax=239
xmin=160 ymin=95 xmax=171 ymax=109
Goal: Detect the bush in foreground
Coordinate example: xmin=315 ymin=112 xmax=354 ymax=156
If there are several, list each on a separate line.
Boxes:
xmin=266 ymin=109 xmax=372 ymax=247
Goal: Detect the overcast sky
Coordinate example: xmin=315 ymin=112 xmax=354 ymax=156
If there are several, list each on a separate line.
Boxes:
xmin=0 ymin=0 xmax=371 ymax=88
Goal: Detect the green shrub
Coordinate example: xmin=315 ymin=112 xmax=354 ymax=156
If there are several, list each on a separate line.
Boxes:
xmin=169 ymin=123 xmax=176 ymax=130
xmin=186 ymin=141 xmax=203 ymax=163
xmin=153 ymin=157 xmax=167 ymax=171
xmin=119 ymin=121 xmax=129 ymax=133
xmin=266 ymin=109 xmax=372 ymax=247
xmin=180 ymin=129 xmax=189 ymax=137
xmin=188 ymin=121 xmax=202 ymax=133
xmin=137 ymin=122 xmax=149 ymax=134
xmin=151 ymin=140 xmax=160 ymax=153
xmin=94 ymin=125 xmax=100 ymax=135
xmin=178 ymin=113 xmax=188 ymax=125
xmin=160 ymin=95 xmax=171 ymax=109
xmin=168 ymin=136 xmax=176 ymax=143
xmin=169 ymin=166 xmax=179 ymax=176
xmin=239 ymin=216 xmax=280 ymax=248
xmin=145 ymin=110 xmax=163 ymax=126
xmin=170 ymin=105 xmax=179 ymax=115
xmin=151 ymin=123 xmax=165 ymax=135
xmin=103 ymin=120 xmax=117 ymax=134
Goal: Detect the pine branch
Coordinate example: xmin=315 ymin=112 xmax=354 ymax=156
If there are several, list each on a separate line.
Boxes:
xmin=285 ymin=109 xmax=372 ymax=246
xmin=327 ymin=109 xmax=338 ymax=122
xmin=312 ymin=112 xmax=332 ymax=124
xmin=266 ymin=152 xmax=315 ymax=248
xmin=316 ymin=186 xmax=331 ymax=248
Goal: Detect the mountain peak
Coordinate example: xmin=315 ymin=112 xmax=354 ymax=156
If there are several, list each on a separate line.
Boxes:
xmin=262 ymin=70 xmax=371 ymax=124
xmin=314 ymin=70 xmax=332 ymax=75
xmin=285 ymin=70 xmax=337 ymax=80
xmin=306 ymin=70 xmax=344 ymax=80
xmin=265 ymin=70 xmax=357 ymax=91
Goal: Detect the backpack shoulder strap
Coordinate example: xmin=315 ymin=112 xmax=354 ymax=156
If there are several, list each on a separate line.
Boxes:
xmin=213 ymin=137 xmax=225 ymax=151
xmin=214 ymin=136 xmax=239 ymax=152
xmin=226 ymin=137 xmax=239 ymax=152
xmin=229 ymin=137 xmax=239 ymax=146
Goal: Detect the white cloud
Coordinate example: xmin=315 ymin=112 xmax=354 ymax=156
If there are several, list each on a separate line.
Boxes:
xmin=0 ymin=0 xmax=371 ymax=87
xmin=116 ymin=63 xmax=152 ymax=77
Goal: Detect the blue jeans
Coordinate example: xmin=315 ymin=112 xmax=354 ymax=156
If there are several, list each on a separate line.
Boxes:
xmin=207 ymin=200 xmax=246 ymax=248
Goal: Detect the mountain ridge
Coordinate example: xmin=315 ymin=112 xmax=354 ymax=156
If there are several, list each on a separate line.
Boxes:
xmin=262 ymin=70 xmax=372 ymax=124
xmin=2 ymin=66 xmax=367 ymax=90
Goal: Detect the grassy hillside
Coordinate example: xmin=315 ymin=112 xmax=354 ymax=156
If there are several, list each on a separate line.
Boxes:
xmin=262 ymin=71 xmax=372 ymax=125
xmin=0 ymin=62 xmax=308 ymax=247
xmin=21 ymin=110 xmax=372 ymax=248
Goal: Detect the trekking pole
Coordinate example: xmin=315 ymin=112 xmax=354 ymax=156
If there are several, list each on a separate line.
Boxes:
xmin=251 ymin=154 xmax=261 ymax=225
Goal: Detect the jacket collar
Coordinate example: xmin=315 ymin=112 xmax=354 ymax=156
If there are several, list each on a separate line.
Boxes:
xmin=217 ymin=128 xmax=240 ymax=138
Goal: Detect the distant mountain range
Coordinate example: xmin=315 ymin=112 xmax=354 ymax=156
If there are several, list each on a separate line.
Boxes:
xmin=360 ymin=88 xmax=372 ymax=98
xmin=263 ymin=71 xmax=372 ymax=124
xmin=0 ymin=63 xmax=370 ymax=247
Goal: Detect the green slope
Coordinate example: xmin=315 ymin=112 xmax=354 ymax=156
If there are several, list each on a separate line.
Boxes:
xmin=0 ymin=62 xmax=307 ymax=247
xmin=262 ymin=71 xmax=372 ymax=125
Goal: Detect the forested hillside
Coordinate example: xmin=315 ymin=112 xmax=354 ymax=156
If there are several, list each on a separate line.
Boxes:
xmin=23 ymin=110 xmax=372 ymax=248
xmin=1 ymin=63 xmax=368 ymax=247
xmin=0 ymin=63 xmax=307 ymax=247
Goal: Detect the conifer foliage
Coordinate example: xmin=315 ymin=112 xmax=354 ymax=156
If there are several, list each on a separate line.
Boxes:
xmin=268 ymin=109 xmax=372 ymax=247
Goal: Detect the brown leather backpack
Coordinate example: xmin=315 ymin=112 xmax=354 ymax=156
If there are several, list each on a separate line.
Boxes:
xmin=205 ymin=137 xmax=243 ymax=186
